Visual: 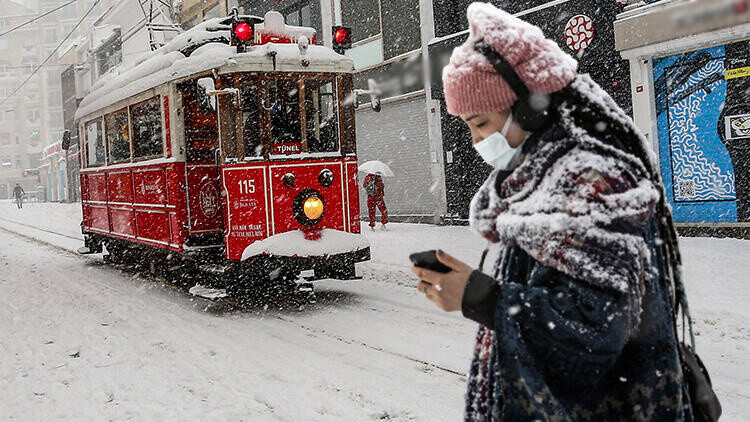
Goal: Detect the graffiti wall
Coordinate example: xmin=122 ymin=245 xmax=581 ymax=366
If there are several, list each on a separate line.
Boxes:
xmin=653 ymin=39 xmax=750 ymax=222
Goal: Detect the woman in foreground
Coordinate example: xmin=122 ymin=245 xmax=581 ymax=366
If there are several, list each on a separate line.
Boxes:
xmin=413 ymin=3 xmax=693 ymax=420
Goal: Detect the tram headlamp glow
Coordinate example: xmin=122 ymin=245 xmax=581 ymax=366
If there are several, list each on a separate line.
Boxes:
xmin=303 ymin=197 xmax=324 ymax=220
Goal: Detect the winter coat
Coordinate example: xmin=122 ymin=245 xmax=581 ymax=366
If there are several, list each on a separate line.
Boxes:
xmin=13 ymin=186 xmax=24 ymax=199
xmin=363 ymin=174 xmax=384 ymax=199
xmin=462 ymin=75 xmax=692 ymax=421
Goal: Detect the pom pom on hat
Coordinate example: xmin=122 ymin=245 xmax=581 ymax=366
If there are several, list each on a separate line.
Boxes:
xmin=442 ymin=3 xmax=578 ymax=116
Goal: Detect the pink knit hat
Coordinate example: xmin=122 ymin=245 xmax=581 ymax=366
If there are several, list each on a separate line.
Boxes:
xmin=442 ymin=3 xmax=578 ymax=116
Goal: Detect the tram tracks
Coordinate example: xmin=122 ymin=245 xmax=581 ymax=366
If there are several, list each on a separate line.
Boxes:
xmin=0 ymin=219 xmax=469 ymax=381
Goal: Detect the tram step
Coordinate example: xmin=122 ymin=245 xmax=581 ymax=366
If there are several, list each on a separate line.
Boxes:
xmin=76 ymin=247 xmax=98 ymax=255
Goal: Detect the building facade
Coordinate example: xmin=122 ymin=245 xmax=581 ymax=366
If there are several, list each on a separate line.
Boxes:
xmin=616 ymin=0 xmax=750 ymax=236
xmin=0 ymin=1 xmax=47 ymax=198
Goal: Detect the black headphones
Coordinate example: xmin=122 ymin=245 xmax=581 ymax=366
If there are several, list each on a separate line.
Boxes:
xmin=473 ymin=39 xmax=554 ymax=132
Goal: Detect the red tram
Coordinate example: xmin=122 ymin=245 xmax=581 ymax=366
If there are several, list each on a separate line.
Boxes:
xmin=74 ymin=11 xmax=375 ymax=294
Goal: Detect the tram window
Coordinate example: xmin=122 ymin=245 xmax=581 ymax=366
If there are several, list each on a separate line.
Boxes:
xmin=180 ymin=80 xmax=218 ymax=163
xmin=131 ymin=97 xmax=163 ymax=159
xmin=85 ymin=119 xmax=105 ymax=166
xmin=269 ymin=79 xmax=302 ymax=146
xmin=241 ymin=82 xmax=262 ymax=158
xmin=105 ymin=108 xmax=131 ymax=163
xmin=305 ymin=79 xmax=339 ymax=153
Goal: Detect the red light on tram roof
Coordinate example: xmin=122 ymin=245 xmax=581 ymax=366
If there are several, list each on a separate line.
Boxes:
xmin=334 ymin=28 xmax=351 ymax=45
xmin=235 ymin=22 xmax=253 ymax=41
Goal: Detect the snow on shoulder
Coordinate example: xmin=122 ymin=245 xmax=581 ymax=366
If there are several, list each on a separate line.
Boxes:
xmin=241 ymin=229 xmax=369 ymax=260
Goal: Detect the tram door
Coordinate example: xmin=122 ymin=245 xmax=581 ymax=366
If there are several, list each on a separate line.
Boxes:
xmin=178 ymin=80 xmax=224 ymax=238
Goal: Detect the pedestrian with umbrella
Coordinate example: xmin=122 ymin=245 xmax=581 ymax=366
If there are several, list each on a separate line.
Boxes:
xmin=359 ymin=160 xmax=393 ymax=231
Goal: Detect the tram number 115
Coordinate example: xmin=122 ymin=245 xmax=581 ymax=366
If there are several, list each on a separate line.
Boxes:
xmin=238 ymin=179 xmax=256 ymax=194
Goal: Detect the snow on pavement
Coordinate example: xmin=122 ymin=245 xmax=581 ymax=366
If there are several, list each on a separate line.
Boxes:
xmin=0 ymin=200 xmax=749 ymax=420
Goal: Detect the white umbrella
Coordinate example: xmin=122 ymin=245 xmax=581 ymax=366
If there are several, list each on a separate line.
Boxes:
xmin=358 ymin=160 xmax=395 ymax=177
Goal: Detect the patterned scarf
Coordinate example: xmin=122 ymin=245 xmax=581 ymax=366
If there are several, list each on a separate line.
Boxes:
xmin=469 ymin=76 xmax=660 ymax=331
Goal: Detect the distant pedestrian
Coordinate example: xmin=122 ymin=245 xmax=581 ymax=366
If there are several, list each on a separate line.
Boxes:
xmin=12 ymin=183 xmax=24 ymax=209
xmin=363 ymin=173 xmax=388 ymax=230
xmin=412 ymin=3 xmax=700 ymax=421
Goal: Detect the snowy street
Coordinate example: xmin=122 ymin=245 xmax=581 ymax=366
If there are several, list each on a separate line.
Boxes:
xmin=1 ymin=201 xmax=749 ymax=420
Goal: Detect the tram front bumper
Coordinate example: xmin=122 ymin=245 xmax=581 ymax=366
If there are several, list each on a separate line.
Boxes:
xmin=240 ymin=229 xmax=370 ymax=279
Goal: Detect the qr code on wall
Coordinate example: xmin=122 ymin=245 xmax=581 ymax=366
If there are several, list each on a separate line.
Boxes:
xmin=678 ymin=180 xmax=696 ymax=198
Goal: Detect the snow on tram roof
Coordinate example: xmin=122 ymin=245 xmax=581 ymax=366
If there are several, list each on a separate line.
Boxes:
xmin=75 ymin=16 xmax=354 ymax=122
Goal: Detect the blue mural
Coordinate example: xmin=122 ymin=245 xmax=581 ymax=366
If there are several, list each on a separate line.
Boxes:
xmin=653 ymin=41 xmax=750 ymax=223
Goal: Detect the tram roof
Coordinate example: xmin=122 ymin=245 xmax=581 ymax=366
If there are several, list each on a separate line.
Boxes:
xmin=75 ymin=17 xmax=355 ymax=122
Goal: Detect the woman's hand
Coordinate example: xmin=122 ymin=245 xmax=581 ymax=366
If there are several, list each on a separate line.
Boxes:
xmin=411 ymin=250 xmax=473 ymax=312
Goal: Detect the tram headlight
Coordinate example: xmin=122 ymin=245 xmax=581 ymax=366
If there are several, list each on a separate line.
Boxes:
xmin=304 ymin=197 xmax=324 ymax=220
xmin=293 ymin=189 xmax=325 ymax=226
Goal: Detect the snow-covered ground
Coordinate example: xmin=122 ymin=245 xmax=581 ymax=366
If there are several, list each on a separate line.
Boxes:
xmin=0 ymin=200 xmax=748 ymax=420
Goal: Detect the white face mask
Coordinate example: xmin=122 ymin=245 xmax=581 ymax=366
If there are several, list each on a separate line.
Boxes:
xmin=472 ymin=112 xmax=521 ymax=170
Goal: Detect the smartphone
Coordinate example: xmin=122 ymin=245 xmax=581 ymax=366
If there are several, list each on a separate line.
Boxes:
xmin=409 ymin=250 xmax=452 ymax=274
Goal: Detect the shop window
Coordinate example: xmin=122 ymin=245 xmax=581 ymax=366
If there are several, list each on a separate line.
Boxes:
xmin=131 ymin=97 xmax=163 ymax=159
xmin=304 ymin=79 xmax=339 ymax=153
xmin=85 ymin=119 xmax=105 ymax=166
xmin=105 ymin=109 xmax=130 ymax=163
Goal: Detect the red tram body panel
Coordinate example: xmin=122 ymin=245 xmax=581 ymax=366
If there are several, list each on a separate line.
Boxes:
xmin=74 ymin=11 xmax=370 ymax=285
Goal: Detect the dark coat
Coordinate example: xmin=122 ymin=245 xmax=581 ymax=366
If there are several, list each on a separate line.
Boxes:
xmin=13 ymin=186 xmax=24 ymax=199
xmin=462 ymin=75 xmax=692 ymax=421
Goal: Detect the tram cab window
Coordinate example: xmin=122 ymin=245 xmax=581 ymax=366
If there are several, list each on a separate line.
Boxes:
xmin=131 ymin=97 xmax=163 ymax=159
xmin=304 ymin=79 xmax=339 ymax=153
xmin=105 ymin=108 xmax=131 ymax=163
xmin=180 ymin=79 xmax=218 ymax=163
xmin=85 ymin=119 xmax=105 ymax=166
xmin=241 ymin=82 xmax=262 ymax=158
xmin=268 ymin=79 xmax=302 ymax=145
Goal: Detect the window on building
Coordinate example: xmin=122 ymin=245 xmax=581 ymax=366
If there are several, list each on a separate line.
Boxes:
xmin=4 ymin=110 xmax=15 ymax=121
xmin=0 ymin=60 xmax=10 ymax=73
xmin=27 ymin=109 xmax=40 ymax=122
xmin=380 ymin=0 xmax=420 ymax=59
xmin=22 ymin=57 xmax=39 ymax=72
xmin=204 ymin=3 xmax=221 ymax=19
xmin=304 ymin=79 xmax=339 ymax=153
xmin=16 ymin=157 xmax=22 ymax=169
xmin=0 ymin=39 xmax=7 ymax=50
xmin=96 ymin=31 xmax=123 ymax=75
xmin=341 ymin=0 xmax=381 ymax=43
xmin=47 ymin=111 xmax=63 ymax=128
xmin=15 ymin=135 xmax=19 ymax=144
xmin=183 ymin=17 xmax=199 ymax=30
xmin=131 ymin=97 xmax=163 ymax=159
xmin=1 ymin=133 xmax=9 ymax=145
xmin=44 ymin=27 xmax=57 ymax=44
xmin=283 ymin=1 xmax=312 ymax=27
xmin=85 ymin=119 xmax=105 ymax=166
xmin=105 ymin=109 xmax=130 ymax=163
xmin=1 ymin=156 xmax=11 ymax=169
